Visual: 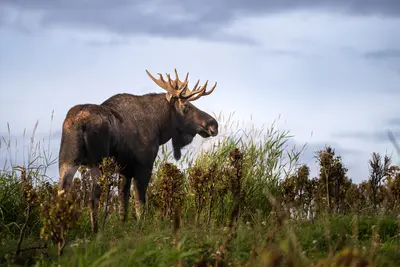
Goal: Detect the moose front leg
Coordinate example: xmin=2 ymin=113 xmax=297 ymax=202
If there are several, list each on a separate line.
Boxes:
xmin=58 ymin=162 xmax=79 ymax=194
xmin=118 ymin=174 xmax=132 ymax=222
xmin=132 ymin=166 xmax=151 ymax=220
xmin=89 ymin=166 xmax=102 ymax=233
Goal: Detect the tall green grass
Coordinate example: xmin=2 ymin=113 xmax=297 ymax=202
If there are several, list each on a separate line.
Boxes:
xmin=0 ymin=113 xmax=399 ymax=266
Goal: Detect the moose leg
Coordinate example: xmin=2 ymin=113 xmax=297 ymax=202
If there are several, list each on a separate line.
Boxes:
xmin=58 ymin=162 xmax=79 ymax=194
xmin=132 ymin=166 xmax=151 ymax=220
xmin=89 ymin=166 xmax=102 ymax=233
xmin=131 ymin=179 xmax=142 ymax=220
xmin=118 ymin=174 xmax=132 ymax=222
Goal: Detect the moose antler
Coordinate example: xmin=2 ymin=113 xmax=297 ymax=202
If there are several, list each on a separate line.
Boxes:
xmin=183 ymin=79 xmax=217 ymax=101
xmin=145 ymin=69 xmax=217 ymax=101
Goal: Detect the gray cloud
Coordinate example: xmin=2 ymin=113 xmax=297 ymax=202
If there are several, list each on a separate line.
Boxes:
xmin=387 ymin=117 xmax=400 ymax=127
xmin=261 ymin=49 xmax=304 ymax=58
xmin=364 ymin=49 xmax=400 ymax=59
xmin=2 ymin=0 xmax=400 ymax=41
xmin=332 ymin=116 xmax=400 ymax=144
xmin=332 ymin=129 xmax=400 ymax=143
xmin=86 ymin=38 xmax=130 ymax=47
xmin=299 ymin=140 xmax=364 ymax=162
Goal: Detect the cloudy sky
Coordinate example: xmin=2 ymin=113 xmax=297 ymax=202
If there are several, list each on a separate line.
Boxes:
xmin=1 ymin=0 xmax=399 ymax=183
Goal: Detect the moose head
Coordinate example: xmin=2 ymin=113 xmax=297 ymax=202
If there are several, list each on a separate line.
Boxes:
xmin=146 ymin=69 xmax=219 ymax=160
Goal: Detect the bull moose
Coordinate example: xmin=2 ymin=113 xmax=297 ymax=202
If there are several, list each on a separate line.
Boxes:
xmin=58 ymin=69 xmax=218 ymax=233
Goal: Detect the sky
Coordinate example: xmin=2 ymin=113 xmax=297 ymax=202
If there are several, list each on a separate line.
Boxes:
xmin=0 ymin=0 xmax=400 ymax=183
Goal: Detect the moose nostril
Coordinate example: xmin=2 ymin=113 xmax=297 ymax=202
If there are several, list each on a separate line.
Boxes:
xmin=208 ymin=119 xmax=218 ymax=127
xmin=205 ymin=120 xmax=215 ymax=128
xmin=208 ymin=121 xmax=218 ymax=135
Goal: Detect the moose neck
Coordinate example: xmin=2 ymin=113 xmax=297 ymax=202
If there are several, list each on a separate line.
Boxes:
xmin=151 ymin=94 xmax=195 ymax=160
xmin=154 ymin=94 xmax=181 ymax=146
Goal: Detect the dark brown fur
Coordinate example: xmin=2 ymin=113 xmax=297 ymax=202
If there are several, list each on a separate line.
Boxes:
xmin=58 ymin=92 xmax=218 ymax=232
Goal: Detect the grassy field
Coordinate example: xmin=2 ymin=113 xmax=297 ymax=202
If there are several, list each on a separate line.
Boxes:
xmin=1 ymin=115 xmax=400 ymax=266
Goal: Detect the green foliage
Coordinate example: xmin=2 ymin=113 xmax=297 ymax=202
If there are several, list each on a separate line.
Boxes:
xmin=98 ymin=157 xmax=120 ymax=207
xmin=39 ymin=181 xmax=81 ymax=255
xmin=315 ymin=145 xmax=350 ymax=214
xmin=0 ymin=171 xmax=23 ymax=236
xmin=148 ymin=162 xmax=186 ymax=220
xmin=1 ymin=114 xmax=400 ymax=266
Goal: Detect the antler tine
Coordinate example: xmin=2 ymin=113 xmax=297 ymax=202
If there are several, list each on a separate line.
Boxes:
xmin=178 ymin=78 xmax=190 ymax=97
xmin=184 ymin=81 xmax=208 ymax=101
xmin=146 ymin=69 xmax=215 ymax=101
xmin=181 ymin=79 xmax=200 ymax=96
xmin=146 ymin=70 xmax=164 ymax=88
xmin=187 ymin=81 xmax=217 ymax=101
xmin=192 ymin=79 xmax=201 ymax=91
xmin=201 ymin=81 xmax=217 ymax=96
xmin=165 ymin=73 xmax=177 ymax=89
xmin=176 ymin=70 xmax=190 ymax=97
xmin=174 ymin=69 xmax=189 ymax=88
xmin=174 ymin=69 xmax=179 ymax=81
xmin=165 ymin=69 xmax=190 ymax=93
xmin=146 ymin=69 xmax=176 ymax=95
xmin=163 ymin=69 xmax=190 ymax=97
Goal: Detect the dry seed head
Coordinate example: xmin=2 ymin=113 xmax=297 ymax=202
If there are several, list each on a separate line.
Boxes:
xmin=149 ymin=162 xmax=185 ymax=219
xmin=39 ymin=185 xmax=81 ymax=246
xmin=98 ymin=157 xmax=120 ymax=206
xmin=17 ymin=166 xmax=39 ymax=206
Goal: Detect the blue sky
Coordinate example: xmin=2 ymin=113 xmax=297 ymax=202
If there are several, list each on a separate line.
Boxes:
xmin=1 ymin=0 xmax=400 ymax=183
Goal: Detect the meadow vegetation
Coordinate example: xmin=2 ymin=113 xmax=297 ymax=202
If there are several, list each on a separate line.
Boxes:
xmin=1 ymin=114 xmax=400 ymax=266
